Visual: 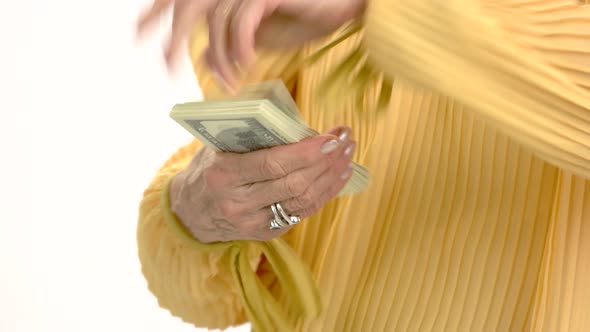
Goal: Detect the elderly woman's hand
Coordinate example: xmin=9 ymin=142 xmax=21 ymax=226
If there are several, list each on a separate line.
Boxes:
xmin=169 ymin=127 xmax=356 ymax=243
xmin=137 ymin=0 xmax=367 ymax=88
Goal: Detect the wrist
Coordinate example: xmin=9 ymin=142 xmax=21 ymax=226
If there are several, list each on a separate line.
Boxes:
xmin=169 ymin=171 xmax=205 ymax=241
xmin=169 ymin=171 xmax=187 ymax=217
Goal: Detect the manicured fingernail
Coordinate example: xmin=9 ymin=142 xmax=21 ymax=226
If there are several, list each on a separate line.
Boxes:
xmin=338 ymin=130 xmax=349 ymax=143
xmin=341 ymin=165 xmax=353 ymax=180
xmin=321 ymin=139 xmax=339 ymax=154
xmin=344 ymin=143 xmax=356 ymax=157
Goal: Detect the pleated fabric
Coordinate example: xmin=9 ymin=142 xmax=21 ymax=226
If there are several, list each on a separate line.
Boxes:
xmin=137 ymin=1 xmax=590 ymax=331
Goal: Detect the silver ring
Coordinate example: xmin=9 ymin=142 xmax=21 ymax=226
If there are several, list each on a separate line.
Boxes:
xmin=269 ymin=218 xmax=283 ymax=230
xmin=270 ymin=204 xmax=289 ymax=229
xmin=268 ymin=203 xmax=301 ymax=230
xmin=275 ymin=203 xmax=301 ymax=226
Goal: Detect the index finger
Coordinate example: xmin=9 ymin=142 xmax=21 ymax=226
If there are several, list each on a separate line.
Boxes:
xmin=234 ymin=134 xmax=341 ymax=184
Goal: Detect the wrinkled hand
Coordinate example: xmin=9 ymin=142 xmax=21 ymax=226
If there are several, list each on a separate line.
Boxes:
xmin=137 ymin=0 xmax=366 ymax=89
xmin=170 ymin=127 xmax=356 ymax=242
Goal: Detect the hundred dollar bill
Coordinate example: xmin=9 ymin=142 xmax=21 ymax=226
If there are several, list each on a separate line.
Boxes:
xmin=181 ymin=117 xmax=289 ymax=153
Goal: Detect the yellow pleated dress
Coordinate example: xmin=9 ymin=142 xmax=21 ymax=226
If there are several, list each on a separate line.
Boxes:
xmin=137 ymin=1 xmax=590 ymax=331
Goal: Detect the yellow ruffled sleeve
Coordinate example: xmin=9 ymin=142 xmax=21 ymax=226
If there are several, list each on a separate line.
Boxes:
xmin=137 ymin=140 xmax=320 ymax=331
xmin=359 ymin=0 xmax=590 ymax=178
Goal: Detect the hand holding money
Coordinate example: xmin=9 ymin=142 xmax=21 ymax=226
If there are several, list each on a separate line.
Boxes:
xmin=169 ymin=80 xmax=370 ymax=242
xmin=170 ymin=129 xmax=356 ymax=242
xmin=171 ymin=80 xmax=370 ymax=196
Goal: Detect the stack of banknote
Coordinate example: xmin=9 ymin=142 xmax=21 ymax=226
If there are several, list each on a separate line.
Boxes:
xmin=170 ymin=80 xmax=370 ymax=196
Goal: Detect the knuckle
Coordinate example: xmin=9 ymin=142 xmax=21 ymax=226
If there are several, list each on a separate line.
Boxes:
xmin=302 ymin=191 xmax=319 ymax=210
xmin=282 ymin=202 xmax=299 ymax=216
xmin=212 ymin=153 xmax=231 ymax=169
xmin=284 ymin=172 xmax=309 ymax=197
xmin=289 ymin=197 xmax=305 ymax=211
xmin=216 ymin=199 xmax=240 ymax=220
xmin=292 ymin=191 xmax=316 ymax=212
xmin=202 ymin=166 xmax=225 ymax=188
xmin=261 ymin=156 xmax=289 ymax=178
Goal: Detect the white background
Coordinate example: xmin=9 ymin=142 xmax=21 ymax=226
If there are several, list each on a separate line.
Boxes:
xmin=0 ymin=0 xmax=249 ymax=331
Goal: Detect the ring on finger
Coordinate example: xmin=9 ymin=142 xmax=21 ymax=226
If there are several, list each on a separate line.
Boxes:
xmin=270 ymin=204 xmax=289 ymax=228
xmin=275 ymin=203 xmax=301 ymax=226
xmin=269 ymin=218 xmax=283 ymax=230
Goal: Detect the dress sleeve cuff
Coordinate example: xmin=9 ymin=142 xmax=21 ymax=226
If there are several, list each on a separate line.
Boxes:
xmin=158 ymin=171 xmax=322 ymax=330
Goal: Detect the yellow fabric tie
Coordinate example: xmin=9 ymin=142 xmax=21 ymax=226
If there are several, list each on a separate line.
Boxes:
xmin=161 ymin=179 xmax=321 ymax=331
